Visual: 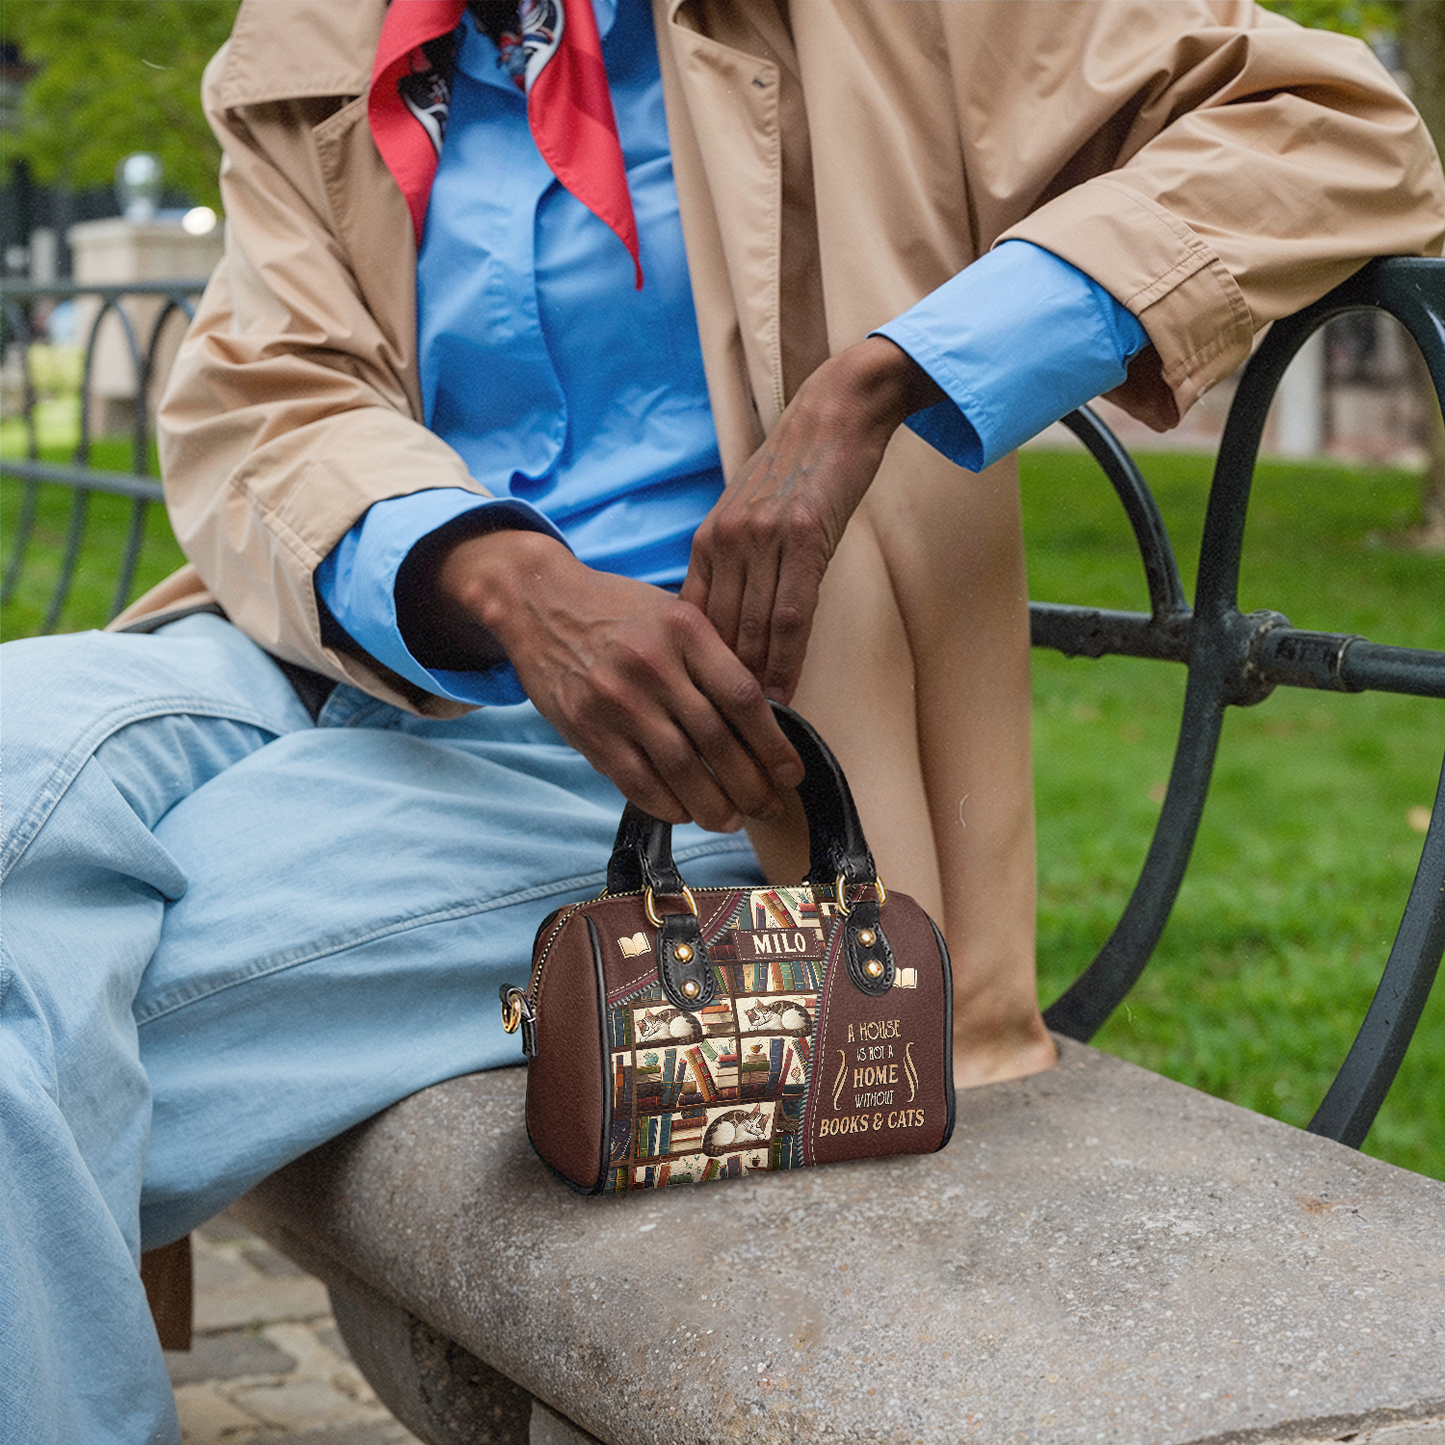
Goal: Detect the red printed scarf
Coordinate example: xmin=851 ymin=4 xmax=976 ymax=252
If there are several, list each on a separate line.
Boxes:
xmin=369 ymin=0 xmax=642 ymax=286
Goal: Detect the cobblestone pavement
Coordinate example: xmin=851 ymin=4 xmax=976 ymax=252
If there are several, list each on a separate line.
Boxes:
xmin=166 ymin=1212 xmax=423 ymax=1445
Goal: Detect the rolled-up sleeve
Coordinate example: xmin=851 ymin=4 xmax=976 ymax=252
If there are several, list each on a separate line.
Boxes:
xmin=315 ymin=489 xmax=569 ymax=705
xmin=873 ymin=241 xmax=1147 ymax=472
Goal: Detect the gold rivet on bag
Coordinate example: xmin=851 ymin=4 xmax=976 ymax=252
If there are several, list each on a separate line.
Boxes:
xmin=864 ymin=958 xmax=885 ymax=980
xmin=675 ymin=943 xmax=694 ymax=963
xmin=857 ymin=928 xmax=876 ymax=947
xmin=681 ymin=978 xmax=701 ymax=999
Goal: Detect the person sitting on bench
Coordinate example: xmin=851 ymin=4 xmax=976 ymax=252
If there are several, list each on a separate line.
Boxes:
xmin=2 ymin=3 xmax=1441 ymax=1442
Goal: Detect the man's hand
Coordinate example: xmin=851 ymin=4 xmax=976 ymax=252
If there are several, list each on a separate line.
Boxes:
xmin=418 ymin=528 xmax=804 ymax=830
xmin=680 ymin=335 xmax=943 ymax=703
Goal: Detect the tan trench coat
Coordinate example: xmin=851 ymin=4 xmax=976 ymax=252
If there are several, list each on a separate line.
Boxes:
xmin=131 ymin=0 xmax=1445 ymax=719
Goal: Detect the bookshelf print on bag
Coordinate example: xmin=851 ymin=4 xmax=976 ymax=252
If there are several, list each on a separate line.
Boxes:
xmin=503 ymin=706 xmax=956 ymax=1194
xmin=614 ymin=886 xmax=822 ymax=1188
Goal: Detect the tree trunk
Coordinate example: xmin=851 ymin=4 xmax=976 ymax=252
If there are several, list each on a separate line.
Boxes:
xmin=1399 ymin=0 xmax=1445 ymax=545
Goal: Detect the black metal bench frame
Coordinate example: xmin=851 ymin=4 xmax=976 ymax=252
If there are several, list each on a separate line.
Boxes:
xmin=1033 ymin=256 xmax=1445 ymax=1149
xmin=3 ymin=259 xmax=1442 ymax=1152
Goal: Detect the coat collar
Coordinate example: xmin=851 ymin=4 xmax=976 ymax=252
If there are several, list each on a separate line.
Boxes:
xmin=217 ymin=0 xmax=387 ymax=109
xmin=213 ymin=0 xmax=789 ymax=108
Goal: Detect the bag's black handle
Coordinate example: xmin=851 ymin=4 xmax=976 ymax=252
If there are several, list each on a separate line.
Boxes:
xmin=605 ymin=701 xmax=877 ymax=897
xmin=605 ymin=703 xmax=893 ymax=1007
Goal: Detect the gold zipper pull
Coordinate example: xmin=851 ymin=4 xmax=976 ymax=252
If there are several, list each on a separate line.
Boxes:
xmin=499 ymin=985 xmax=533 ymax=1036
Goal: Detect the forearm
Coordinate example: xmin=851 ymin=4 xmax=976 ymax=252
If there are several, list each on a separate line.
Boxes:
xmin=799 ymin=334 xmax=946 ymax=444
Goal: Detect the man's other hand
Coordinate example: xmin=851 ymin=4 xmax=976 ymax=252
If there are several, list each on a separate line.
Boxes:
xmin=680 ymin=335 xmax=943 ymax=703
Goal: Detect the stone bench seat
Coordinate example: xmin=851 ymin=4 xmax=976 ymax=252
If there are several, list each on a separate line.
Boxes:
xmin=234 ymin=1037 xmax=1445 ymax=1445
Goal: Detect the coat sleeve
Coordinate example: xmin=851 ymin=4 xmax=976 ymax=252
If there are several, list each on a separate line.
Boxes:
xmin=957 ymin=0 xmax=1445 ymax=429
xmin=155 ymin=42 xmax=487 ymax=714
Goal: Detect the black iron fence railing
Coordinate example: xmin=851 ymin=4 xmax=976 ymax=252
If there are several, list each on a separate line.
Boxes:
xmin=2 ymin=279 xmax=205 ymax=629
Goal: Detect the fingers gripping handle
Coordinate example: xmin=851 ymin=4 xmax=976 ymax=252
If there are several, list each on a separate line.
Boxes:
xmin=605 ymin=703 xmax=892 ymax=1003
xmin=606 ymin=703 xmax=878 ymax=894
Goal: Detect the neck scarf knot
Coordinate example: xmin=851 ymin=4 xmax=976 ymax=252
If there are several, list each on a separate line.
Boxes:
xmin=369 ymin=0 xmax=642 ymax=287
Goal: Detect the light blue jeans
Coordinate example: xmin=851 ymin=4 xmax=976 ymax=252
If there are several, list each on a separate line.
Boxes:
xmin=0 ymin=613 xmax=758 ymax=1445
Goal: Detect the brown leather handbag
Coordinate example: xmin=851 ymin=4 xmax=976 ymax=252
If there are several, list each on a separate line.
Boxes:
xmin=500 ymin=704 xmax=955 ymax=1194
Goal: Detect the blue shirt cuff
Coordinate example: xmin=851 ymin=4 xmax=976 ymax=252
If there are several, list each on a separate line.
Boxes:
xmin=873 ymin=240 xmax=1148 ymax=473
xmin=314 ymin=489 xmax=568 ymax=705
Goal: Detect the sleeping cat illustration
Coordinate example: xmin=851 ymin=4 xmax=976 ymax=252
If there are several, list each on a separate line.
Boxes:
xmin=701 ymin=1104 xmax=771 ymax=1156
xmin=634 ymin=1007 xmax=703 ymax=1044
xmin=743 ymin=999 xmax=812 ymax=1036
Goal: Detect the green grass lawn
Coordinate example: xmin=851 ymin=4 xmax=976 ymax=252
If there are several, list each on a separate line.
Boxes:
xmin=3 ymin=425 xmax=1442 ymax=1179
xmin=1023 ymin=443 xmax=1443 ymax=1181
xmin=1 ymin=413 xmax=185 ymax=638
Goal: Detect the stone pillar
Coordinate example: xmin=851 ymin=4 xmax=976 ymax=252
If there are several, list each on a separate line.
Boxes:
xmin=66 ymin=217 xmax=222 ymax=437
xmin=1271 ymin=326 xmax=1326 ymax=458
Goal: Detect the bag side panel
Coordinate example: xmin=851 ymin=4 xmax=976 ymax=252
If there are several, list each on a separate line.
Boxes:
xmin=806 ymin=893 xmax=953 ymax=1165
xmin=525 ymin=915 xmax=610 ymax=1191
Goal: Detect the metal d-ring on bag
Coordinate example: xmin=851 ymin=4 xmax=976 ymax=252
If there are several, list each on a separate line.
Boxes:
xmin=500 ymin=703 xmax=956 ymax=1194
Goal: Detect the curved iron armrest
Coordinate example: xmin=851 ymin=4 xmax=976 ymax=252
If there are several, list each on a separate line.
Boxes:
xmin=1036 ymin=255 xmax=1445 ymax=1148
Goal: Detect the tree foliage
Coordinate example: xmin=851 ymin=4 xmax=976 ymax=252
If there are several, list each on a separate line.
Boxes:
xmin=1259 ymin=0 xmax=1398 ymax=33
xmin=1 ymin=1 xmax=239 ymax=210
xmin=1397 ymin=2 xmax=1445 ymax=141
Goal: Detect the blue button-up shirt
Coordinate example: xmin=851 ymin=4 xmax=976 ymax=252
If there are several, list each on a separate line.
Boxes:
xmin=318 ymin=0 xmax=1146 ymax=704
